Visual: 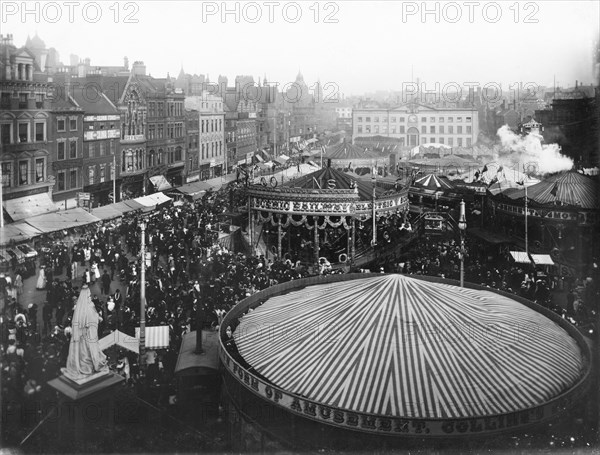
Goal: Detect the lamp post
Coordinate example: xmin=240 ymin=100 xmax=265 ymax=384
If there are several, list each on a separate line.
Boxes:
xmin=458 ymin=199 xmax=467 ymax=287
xmin=139 ymin=220 xmax=147 ymax=371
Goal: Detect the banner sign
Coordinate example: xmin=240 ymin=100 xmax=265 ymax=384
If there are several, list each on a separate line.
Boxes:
xmin=220 ymin=347 xmax=589 ymax=437
xmin=495 ymin=202 xmax=599 ymax=225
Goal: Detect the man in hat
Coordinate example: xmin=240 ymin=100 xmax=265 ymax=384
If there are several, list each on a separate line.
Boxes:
xmin=101 ymin=270 xmax=112 ymax=295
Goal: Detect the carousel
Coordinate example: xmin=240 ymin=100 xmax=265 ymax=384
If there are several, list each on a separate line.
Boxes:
xmin=489 ymin=171 xmax=599 ymax=274
xmin=322 ymin=141 xmax=383 ymax=175
xmin=246 ymin=163 xmax=410 ymax=269
xmin=220 ymin=273 xmax=591 ymax=451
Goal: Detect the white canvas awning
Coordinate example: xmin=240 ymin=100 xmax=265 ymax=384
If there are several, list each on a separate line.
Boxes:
xmin=3 ymin=192 xmax=56 ymax=221
xmin=510 ymin=251 xmax=532 ymax=263
xmin=531 ymin=254 xmax=554 ymax=266
xmin=99 ymin=330 xmax=139 ymax=353
xmin=135 ymin=326 xmax=169 ymax=349
xmin=149 ymin=175 xmax=172 ymax=191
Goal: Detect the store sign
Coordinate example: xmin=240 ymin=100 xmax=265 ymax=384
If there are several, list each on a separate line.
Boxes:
xmin=496 ymin=203 xmax=599 ymax=225
xmin=84 ymin=130 xmax=120 ymax=141
xmin=84 ymin=115 xmax=120 ymax=122
xmin=221 ymin=348 xmax=589 ymax=436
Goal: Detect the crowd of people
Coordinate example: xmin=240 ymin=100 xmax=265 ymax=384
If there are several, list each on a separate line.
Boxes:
xmin=0 ymin=177 xmax=598 ymax=448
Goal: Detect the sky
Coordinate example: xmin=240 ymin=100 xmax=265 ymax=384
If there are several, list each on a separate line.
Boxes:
xmin=3 ymin=0 xmax=599 ymax=97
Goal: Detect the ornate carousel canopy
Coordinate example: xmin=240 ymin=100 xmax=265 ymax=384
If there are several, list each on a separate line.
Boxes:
xmin=411 ymin=173 xmax=454 ymax=192
xmin=506 ymin=171 xmax=599 ymax=209
xmin=234 ymin=274 xmax=584 ymax=419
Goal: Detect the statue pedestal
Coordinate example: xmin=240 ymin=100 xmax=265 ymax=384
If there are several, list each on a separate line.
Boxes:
xmin=47 ymin=372 xmax=125 ymax=450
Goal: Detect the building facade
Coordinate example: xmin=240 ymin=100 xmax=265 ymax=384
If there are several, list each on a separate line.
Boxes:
xmin=0 ymin=34 xmax=57 ymax=221
xmin=184 ymin=109 xmax=200 ymax=182
xmin=352 ymin=102 xmax=479 ymax=148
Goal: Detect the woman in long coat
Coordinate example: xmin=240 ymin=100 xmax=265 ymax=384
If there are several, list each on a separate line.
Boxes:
xmin=36 ymin=266 xmax=47 ymax=290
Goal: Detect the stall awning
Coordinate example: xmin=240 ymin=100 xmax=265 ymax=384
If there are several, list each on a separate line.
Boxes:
xmin=3 ymin=193 xmax=56 ymax=221
xmin=531 ymin=254 xmax=555 ymax=266
xmin=134 ymin=192 xmax=172 ymax=208
xmin=135 ymin=326 xmax=169 ymax=349
xmin=91 ymin=204 xmax=126 ymax=221
xmin=25 ymin=208 xmax=101 ymax=234
xmin=254 ymin=154 xmax=264 ymax=162
xmin=149 ymin=175 xmax=172 ymax=191
xmin=0 ymin=223 xmax=43 ymax=246
xmin=510 ymin=251 xmax=532 ymax=263
xmin=99 ymin=330 xmax=139 ymax=353
xmin=177 ymin=181 xmax=213 ymax=196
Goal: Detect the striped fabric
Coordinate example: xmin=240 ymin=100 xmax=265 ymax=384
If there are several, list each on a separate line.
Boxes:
xmin=234 ymin=275 xmax=583 ymax=419
xmin=135 ymin=326 xmax=170 ymax=349
xmin=412 ymin=174 xmax=454 ymax=190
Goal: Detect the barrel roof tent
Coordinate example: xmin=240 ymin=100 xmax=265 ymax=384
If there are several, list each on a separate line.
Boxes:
xmin=506 ymin=171 xmax=598 ymax=209
xmin=324 ymin=142 xmax=380 ymax=161
xmin=234 ymin=274 xmax=584 ymax=419
xmin=284 ymin=167 xmax=390 ymax=201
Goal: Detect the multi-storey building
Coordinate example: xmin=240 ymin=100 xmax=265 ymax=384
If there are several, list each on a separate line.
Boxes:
xmin=0 ymin=33 xmax=57 ymax=221
xmin=224 ymin=87 xmax=258 ymax=169
xmin=184 ymin=109 xmax=200 ymax=182
xmin=352 ymin=102 xmax=479 ymax=148
xmin=185 ymin=92 xmax=225 ymax=179
xmin=70 ymin=84 xmax=121 ymax=206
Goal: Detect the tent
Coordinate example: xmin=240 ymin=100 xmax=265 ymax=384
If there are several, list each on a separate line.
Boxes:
xmin=0 ymin=223 xmax=43 ymax=246
xmin=135 ymin=326 xmax=169 ymax=349
xmin=510 ymin=251 xmax=531 ymax=264
xmin=531 ymin=254 xmax=554 ymax=266
xmin=133 ymin=192 xmax=172 ymax=210
xmin=99 ymin=330 xmax=140 ymax=354
xmin=149 ymin=175 xmax=172 ymax=191
xmin=25 ymin=208 xmax=101 ymax=234
xmin=2 ymin=192 xmax=57 ymax=222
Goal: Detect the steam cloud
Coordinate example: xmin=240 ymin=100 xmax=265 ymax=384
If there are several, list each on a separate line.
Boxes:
xmin=495 ymin=125 xmax=573 ymax=175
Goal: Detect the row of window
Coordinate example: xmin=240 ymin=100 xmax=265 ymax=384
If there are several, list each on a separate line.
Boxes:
xmin=0 ymin=92 xmax=45 ymax=110
xmin=357 ymin=116 xmax=472 ymax=123
xmin=200 ymin=142 xmax=223 ymax=160
xmin=421 ymin=137 xmax=472 ymax=147
xmin=201 ymin=118 xmax=223 ymax=133
xmin=121 ymin=147 xmax=184 ymax=173
xmin=147 ymin=101 xmax=184 ymax=118
xmin=147 ymin=122 xmax=185 ymax=140
xmin=356 ymin=125 xmax=472 ymax=134
xmin=87 ymin=164 xmax=113 ymax=185
xmin=87 ymin=141 xmax=116 ymax=158
xmin=1 ymin=158 xmax=46 ymax=188
xmin=57 ymin=139 xmax=79 ymax=160
xmin=57 ymin=116 xmax=79 ymax=132
xmin=0 ymin=122 xmax=46 ymax=144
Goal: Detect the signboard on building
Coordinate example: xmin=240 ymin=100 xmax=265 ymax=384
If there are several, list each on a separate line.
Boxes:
xmin=84 ymin=130 xmax=120 ymax=141
xmin=77 ymin=192 xmax=91 ymax=210
xmin=84 ymin=115 xmax=120 ymax=122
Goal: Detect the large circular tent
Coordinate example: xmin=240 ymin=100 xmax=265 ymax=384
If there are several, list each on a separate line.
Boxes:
xmin=220 ymin=274 xmax=591 ymax=447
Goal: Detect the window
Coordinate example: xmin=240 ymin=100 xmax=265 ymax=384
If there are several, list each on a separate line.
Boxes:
xmin=421 ymin=126 xmax=426 ymax=134
xmin=466 ymin=126 xmax=472 ymax=134
xmin=399 ymin=117 xmax=405 ymax=122
xmin=430 ymin=126 xmax=435 ymax=134
xmin=158 ymin=124 xmax=163 ymax=138
xmin=467 ymin=138 xmax=471 ymax=146
xmin=99 ymin=141 xmax=106 ymax=156
xmin=70 ymin=169 xmax=78 ymax=188
xmin=448 ymin=137 xmax=453 ymax=146
xmin=457 ymin=126 xmax=463 ymax=134
xmin=99 ymin=164 xmax=106 ymax=183
xmin=35 ymin=93 xmax=44 ymax=108
xmin=457 ymin=117 xmax=462 ymax=122
xmin=374 ymin=117 xmax=379 ymax=122
xmin=0 ymin=93 xmax=10 ymax=109
xmin=57 ymin=171 xmax=65 ymax=191
xmin=18 ymin=123 xmax=29 ymax=142
xmin=157 ymin=102 xmax=164 ymax=116
xmin=457 ymin=138 xmax=463 ymax=146
xmin=430 ymin=117 xmax=435 ymax=122
xmin=357 ymin=126 xmax=362 ymax=133
xmin=149 ymin=102 xmax=156 ymax=117
xmin=421 ymin=117 xmax=426 ymax=122
xmin=19 ymin=93 xmax=28 ymax=109
xmin=1 ymin=124 xmax=11 ymax=144
xmin=88 ymin=142 xmax=96 ymax=158
xmin=88 ymin=166 xmax=95 ymax=185
xmin=390 ymin=117 xmax=396 ymax=123
xmin=366 ymin=117 xmax=371 ymax=122
xmin=391 ymin=127 xmax=396 ymax=134
xmin=35 ymin=122 xmax=45 ymax=142
xmin=449 ymin=126 xmax=454 ymax=134
xmin=448 ymin=117 xmax=453 ymax=123
xmin=175 ymin=147 xmax=182 ymax=161
xmin=58 ymin=141 xmax=66 ymax=160
xmin=374 ymin=126 xmax=379 ymax=133
xmin=439 ymin=117 xmax=444 ymax=122
xmin=439 ymin=126 xmax=444 ymax=134
xmin=201 ymin=144 xmax=205 ymax=160
xmin=399 ymin=126 xmax=405 ymax=134
xmin=365 ymin=126 xmax=371 ymax=133
xmin=57 ymin=118 xmax=66 ymax=132
xmin=357 ymin=117 xmax=362 ymax=122
xmin=439 ymin=138 xmax=444 ymax=144
xmin=34 ymin=158 xmax=45 ymax=182
xmin=466 ymin=117 xmax=472 ymax=122
xmin=70 ymin=140 xmax=77 ymax=158
xmin=18 ymin=160 xmax=28 ymax=185
xmin=69 ymin=117 xmax=77 ymax=131
xmin=2 ymin=163 xmax=12 ymax=188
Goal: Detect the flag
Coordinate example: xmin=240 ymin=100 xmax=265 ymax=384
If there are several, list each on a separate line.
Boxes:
xmin=550 ymin=182 xmax=559 ymax=197
xmin=482 ymin=165 xmax=488 ymax=173
xmin=497 ymin=165 xmax=503 ymax=173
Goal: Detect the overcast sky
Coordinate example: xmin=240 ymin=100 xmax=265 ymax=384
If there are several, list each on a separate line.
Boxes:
xmin=4 ymin=0 xmax=599 ymax=97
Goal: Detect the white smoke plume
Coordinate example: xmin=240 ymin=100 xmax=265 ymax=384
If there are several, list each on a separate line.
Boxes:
xmin=495 ymin=125 xmax=574 ymax=175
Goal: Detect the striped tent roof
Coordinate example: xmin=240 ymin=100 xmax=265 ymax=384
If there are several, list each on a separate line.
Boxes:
xmin=506 ymin=171 xmax=599 ymax=209
xmin=234 ymin=274 xmax=583 ymax=419
xmin=412 ymin=174 xmax=454 ymax=191
xmin=324 ymin=142 xmax=379 ymax=161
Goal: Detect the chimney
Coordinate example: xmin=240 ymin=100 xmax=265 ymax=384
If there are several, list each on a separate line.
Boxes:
xmin=124 ymin=56 xmax=129 ymax=70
